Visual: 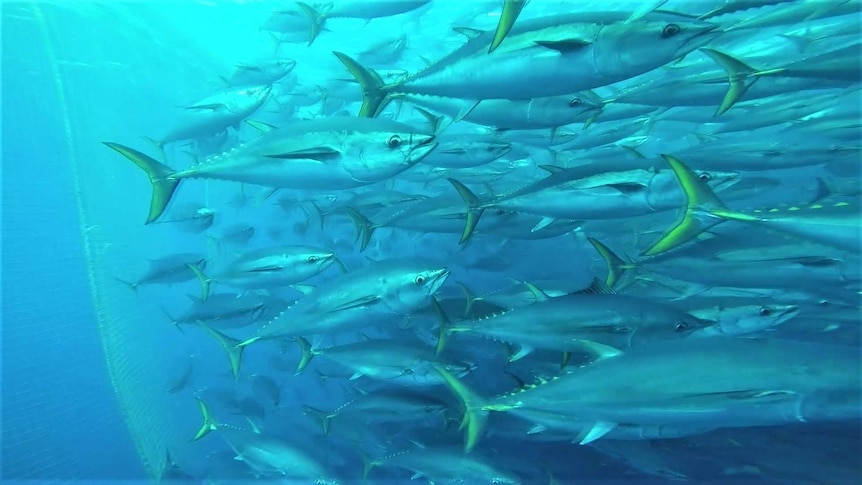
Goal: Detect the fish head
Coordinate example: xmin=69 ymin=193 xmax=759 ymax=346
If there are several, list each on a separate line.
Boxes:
xmin=342 ymin=121 xmax=438 ymax=182
xmin=426 ymin=136 xmax=512 ymax=168
xmin=530 ymin=92 xmax=605 ymax=126
xmin=379 ymin=262 xmax=450 ymax=313
xmin=277 ymin=59 xmax=297 ymax=75
xmin=594 ymin=15 xmax=720 ymax=81
xmin=716 ymin=304 xmax=800 ymax=336
xmin=694 ymin=169 xmax=740 ymax=194
xmin=237 ymin=84 xmax=273 ymax=108
xmin=278 ymin=247 xmax=337 ymax=279
xmin=668 ymin=314 xmax=716 ymax=337
xmin=439 ymin=360 xmax=476 ymax=379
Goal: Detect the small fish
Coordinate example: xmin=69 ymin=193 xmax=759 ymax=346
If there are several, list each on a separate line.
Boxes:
xmin=115 ymin=253 xmax=206 ymax=292
xmin=187 ymin=245 xmax=336 ymax=300
xmin=149 ymin=85 xmax=271 ymax=149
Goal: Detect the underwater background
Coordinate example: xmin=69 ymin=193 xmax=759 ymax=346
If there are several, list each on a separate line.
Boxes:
xmin=2 ymin=1 xmax=861 ymax=484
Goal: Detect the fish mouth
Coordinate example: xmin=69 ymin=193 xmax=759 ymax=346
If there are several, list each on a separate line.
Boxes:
xmin=773 ymin=304 xmax=800 ymax=323
xmin=409 ymin=137 xmax=439 ymax=163
xmin=417 ymin=134 xmax=437 ymax=147
xmin=676 ymin=23 xmax=722 ymax=56
xmin=427 ymin=268 xmax=451 ymax=294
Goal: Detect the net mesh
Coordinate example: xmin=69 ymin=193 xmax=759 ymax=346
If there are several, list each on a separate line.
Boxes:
xmin=2 ymin=3 xmax=224 ymax=481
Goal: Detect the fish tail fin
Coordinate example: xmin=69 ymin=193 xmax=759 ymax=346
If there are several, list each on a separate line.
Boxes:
xmin=359 ymin=450 xmax=379 ymax=479
xmin=200 ymin=324 xmax=244 ymax=380
xmin=294 ymin=337 xmax=316 ymax=374
xmin=345 ymin=207 xmax=377 ymax=252
xmin=455 ymin=281 xmax=478 ymax=317
xmin=205 ymin=234 xmax=221 ymax=256
xmin=447 ymin=178 xmax=485 ymax=245
xmin=161 ymin=307 xmax=184 ymax=333
xmin=103 ymin=142 xmax=180 ymax=224
xmin=430 ymin=296 xmax=451 ymax=357
xmin=640 ymin=155 xmax=729 ymax=257
xmin=295 ymin=1 xmax=327 ymax=46
xmin=267 ymin=32 xmax=282 ymax=56
xmin=301 ymin=405 xmax=333 ymax=436
xmin=186 ymin=263 xmax=213 ymax=301
xmin=699 ymin=48 xmax=784 ymax=116
xmin=434 ymin=365 xmax=489 ymax=453
xmin=332 ymin=51 xmax=392 ymax=117
xmin=308 ymin=200 xmax=327 ymax=229
xmin=191 ymin=398 xmax=218 ymax=441
xmin=587 ymin=237 xmax=637 ymax=289
xmin=114 ymin=277 xmax=139 ymax=294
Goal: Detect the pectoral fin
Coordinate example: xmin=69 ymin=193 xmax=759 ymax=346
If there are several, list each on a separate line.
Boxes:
xmin=185 ymin=103 xmax=228 ymax=111
xmin=325 ymin=295 xmax=382 ymax=313
xmin=607 ymin=182 xmax=647 ymax=194
xmin=534 ymin=39 xmax=591 ymax=53
xmin=263 ymin=147 xmax=340 ymax=161
xmin=579 ymin=421 xmax=617 ymax=445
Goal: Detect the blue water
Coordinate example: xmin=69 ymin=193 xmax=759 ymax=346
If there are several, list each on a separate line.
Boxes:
xmin=2 ymin=1 xmax=861 ymax=484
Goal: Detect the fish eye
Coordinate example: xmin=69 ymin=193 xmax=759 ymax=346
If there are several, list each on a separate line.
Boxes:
xmin=424 ymin=406 xmax=433 ymax=413
xmin=569 ymin=97 xmax=582 ymax=107
xmin=675 ymin=322 xmax=690 ymax=332
xmin=308 ymin=255 xmax=318 ymax=263
xmin=662 ymin=23 xmax=681 ymax=38
xmin=698 ymin=172 xmax=712 ymax=182
xmin=414 ymin=275 xmax=426 ymax=285
xmin=759 ymin=307 xmax=773 ymax=317
xmin=388 ymin=135 xmax=402 ymax=148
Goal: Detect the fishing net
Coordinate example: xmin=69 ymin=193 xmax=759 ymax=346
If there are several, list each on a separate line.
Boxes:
xmin=2 ymin=3 xmax=223 ymax=481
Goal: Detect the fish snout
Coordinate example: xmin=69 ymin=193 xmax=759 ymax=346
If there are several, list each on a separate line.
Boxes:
xmin=408 ymin=135 xmax=439 ymax=163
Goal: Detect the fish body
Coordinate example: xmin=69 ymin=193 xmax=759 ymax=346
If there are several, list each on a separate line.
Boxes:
xmin=104 ymin=117 xmax=437 ymax=224
xmin=241 ymin=259 xmax=449 ymax=344
xmin=368 ymin=448 xmax=521 ymax=484
xmin=156 ymin=85 xmax=272 ymax=147
xmin=397 ymin=91 xmax=604 ymax=130
xmin=441 ymin=338 xmax=862 ymax=451
xmin=303 ymin=387 xmax=451 ymax=436
xmin=193 ymin=245 xmax=336 ymax=299
xmin=225 ymin=59 xmax=296 ymax=87
xmin=296 ymin=337 xmax=473 ymax=385
xmin=169 ymin=292 xmax=268 ymax=328
xmin=420 ymin=133 xmax=512 ymax=169
xmin=192 ymin=401 xmax=335 ymax=483
xmin=117 ymin=253 xmax=206 ymax=290
xmin=297 ymin=0 xmax=432 ymax=44
xmin=336 ymin=11 xmax=719 ymax=115
xmin=445 ymin=281 xmax=713 ymax=359
xmin=449 ymin=162 xmax=738 ymax=243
